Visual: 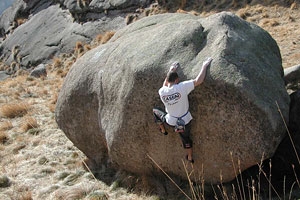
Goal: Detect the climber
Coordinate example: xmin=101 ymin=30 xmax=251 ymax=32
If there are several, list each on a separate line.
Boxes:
xmin=153 ymin=57 xmax=213 ymax=163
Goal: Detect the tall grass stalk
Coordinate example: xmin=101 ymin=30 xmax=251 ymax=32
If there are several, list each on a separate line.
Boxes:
xmin=230 ymin=152 xmax=244 ymax=199
xmin=188 ymin=164 xmax=205 ymax=200
xmin=147 ymin=154 xmax=192 ymax=200
xmin=217 ymin=173 xmax=229 ymax=200
xmin=250 ymin=179 xmax=256 ymax=200
xmin=258 ymin=159 xmax=281 ymax=199
xmin=258 ymin=154 xmax=265 ymax=199
xmin=182 ymin=160 xmax=197 ymax=199
xmin=237 ymin=160 xmax=246 ymax=200
xmin=80 ymin=155 xmax=99 ymax=183
xmin=283 ymin=176 xmax=286 ymax=200
xmin=269 ymin=160 xmax=272 ymax=200
xmin=292 ymin=165 xmax=300 ymax=188
xmin=210 ymin=183 xmax=218 ymax=199
xmin=288 ymin=182 xmax=296 ymax=200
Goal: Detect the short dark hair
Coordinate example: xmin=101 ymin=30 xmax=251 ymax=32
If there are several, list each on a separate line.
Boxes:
xmin=167 ymin=71 xmax=179 ymax=83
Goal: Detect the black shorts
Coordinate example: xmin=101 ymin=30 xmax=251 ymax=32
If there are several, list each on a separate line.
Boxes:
xmin=178 ymin=122 xmax=192 ymax=149
xmin=153 ymin=107 xmax=193 ymax=149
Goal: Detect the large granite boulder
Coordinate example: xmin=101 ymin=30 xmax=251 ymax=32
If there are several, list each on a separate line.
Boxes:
xmin=55 ymin=12 xmax=290 ymax=183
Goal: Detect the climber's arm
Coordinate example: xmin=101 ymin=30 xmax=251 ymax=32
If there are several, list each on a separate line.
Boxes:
xmin=162 ymin=76 xmax=168 ymax=87
xmin=194 ymin=58 xmax=212 ymax=87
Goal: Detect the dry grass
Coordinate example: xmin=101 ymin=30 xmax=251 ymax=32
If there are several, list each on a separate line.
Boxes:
xmin=0 ymin=121 xmax=13 ymax=131
xmin=94 ymin=34 xmax=103 ymax=45
xmin=54 ymin=184 xmax=99 ymax=200
xmin=8 ymin=186 xmax=33 ymax=200
xmin=75 ymin=41 xmax=85 ymax=57
xmin=93 ymin=31 xmax=116 ymax=46
xmin=20 ymin=116 xmax=39 ymax=133
xmin=18 ymin=191 xmax=33 ymax=200
xmin=4 ymin=78 xmax=22 ymax=89
xmin=52 ymin=57 xmax=63 ymax=69
xmin=48 ymin=93 xmax=58 ymax=113
xmin=101 ymin=31 xmax=115 ymax=44
xmin=0 ymin=131 xmax=8 ymax=144
xmin=84 ymin=44 xmax=92 ymax=52
xmin=259 ymin=18 xmax=280 ymax=26
xmin=0 ymin=103 xmax=30 ymax=118
xmin=12 ymin=143 xmax=27 ymax=154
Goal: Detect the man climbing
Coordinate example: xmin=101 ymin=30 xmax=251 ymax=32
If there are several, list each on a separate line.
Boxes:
xmin=153 ymin=58 xmax=213 ymax=163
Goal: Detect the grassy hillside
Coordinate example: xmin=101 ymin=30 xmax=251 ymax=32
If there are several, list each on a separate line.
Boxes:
xmin=0 ymin=1 xmax=300 ymax=199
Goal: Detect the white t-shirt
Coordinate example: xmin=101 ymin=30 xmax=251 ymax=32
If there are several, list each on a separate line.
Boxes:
xmin=158 ymin=80 xmax=195 ymax=126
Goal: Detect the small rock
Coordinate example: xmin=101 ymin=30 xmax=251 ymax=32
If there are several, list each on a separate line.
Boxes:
xmin=0 ymin=71 xmax=9 ymax=81
xmin=0 ymin=175 xmax=10 ymax=188
xmin=30 ymin=64 xmax=47 ymax=78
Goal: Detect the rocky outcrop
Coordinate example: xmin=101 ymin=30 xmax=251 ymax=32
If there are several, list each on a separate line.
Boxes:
xmin=0 ymin=71 xmax=9 ymax=81
xmin=0 ymin=0 xmax=150 ymax=69
xmin=55 ymin=12 xmax=290 ymax=183
xmin=29 ymin=63 xmax=47 ymax=77
xmin=284 ymin=64 xmax=300 ymax=93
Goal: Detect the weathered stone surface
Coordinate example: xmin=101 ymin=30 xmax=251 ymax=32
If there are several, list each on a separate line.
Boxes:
xmin=0 ymin=4 xmax=125 ymax=68
xmin=64 ymin=0 xmax=150 ymax=13
xmin=55 ymin=12 xmax=289 ymax=183
xmin=0 ymin=71 xmax=9 ymax=81
xmin=285 ymin=64 xmax=300 ymax=83
xmin=0 ymin=0 xmax=150 ymax=68
xmin=30 ymin=63 xmax=47 ymax=77
xmin=284 ymin=64 xmax=300 ymax=93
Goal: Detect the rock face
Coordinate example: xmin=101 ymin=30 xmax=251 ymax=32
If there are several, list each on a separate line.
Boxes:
xmin=29 ymin=63 xmax=47 ymax=77
xmin=284 ymin=64 xmax=300 ymax=93
xmin=0 ymin=71 xmax=9 ymax=81
xmin=55 ymin=12 xmax=290 ymax=183
xmin=0 ymin=0 xmax=149 ymax=68
xmin=0 ymin=0 xmax=14 ymax=15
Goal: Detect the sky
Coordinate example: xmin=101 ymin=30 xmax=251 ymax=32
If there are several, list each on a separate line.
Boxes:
xmin=0 ymin=0 xmax=16 ymax=15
